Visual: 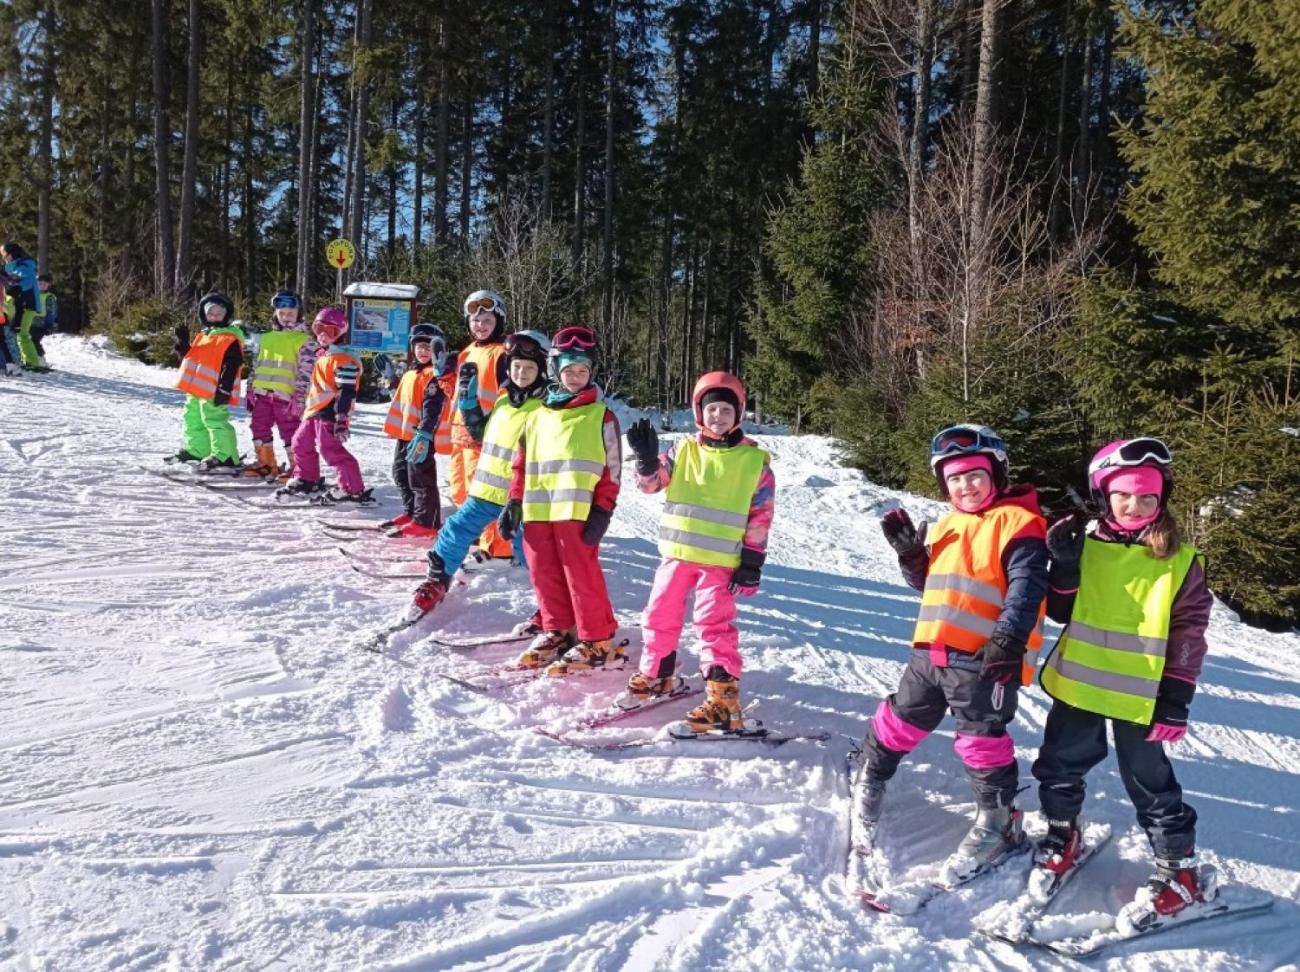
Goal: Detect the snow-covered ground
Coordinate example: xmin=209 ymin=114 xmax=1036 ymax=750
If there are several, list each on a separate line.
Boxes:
xmin=1 ymin=334 xmax=1298 ymax=971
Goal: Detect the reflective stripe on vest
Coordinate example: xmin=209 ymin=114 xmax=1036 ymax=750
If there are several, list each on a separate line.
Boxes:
xmin=521 ymin=402 xmax=607 ymax=522
xmin=304 ymin=350 xmax=362 ymax=418
xmin=252 ymin=330 xmax=310 ymax=397
xmin=176 ymin=330 xmax=242 ymax=406
xmin=1040 ymin=537 xmax=1197 ymax=724
xmin=383 ymin=367 xmax=435 ymax=441
xmin=910 ymin=501 xmax=1047 ymax=686
xmin=469 ymin=395 xmax=539 ymax=506
xmin=658 ymin=439 xmax=767 ymax=568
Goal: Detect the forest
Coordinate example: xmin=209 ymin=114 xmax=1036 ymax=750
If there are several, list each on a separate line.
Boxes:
xmin=1 ymin=0 xmax=1296 ymax=625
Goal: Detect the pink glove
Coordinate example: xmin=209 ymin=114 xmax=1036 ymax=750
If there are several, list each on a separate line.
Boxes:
xmin=1145 ymin=722 xmax=1187 ymax=744
xmin=733 ymin=584 xmax=759 ymax=598
xmin=334 ymin=416 xmax=351 ymax=443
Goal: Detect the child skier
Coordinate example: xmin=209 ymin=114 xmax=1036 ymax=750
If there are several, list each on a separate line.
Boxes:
xmin=1 ymin=242 xmax=42 ymax=370
xmin=497 ymin=324 xmax=622 ymax=674
xmin=36 ymin=273 xmax=57 ymax=334
xmin=243 ymin=291 xmax=316 ymax=479
xmin=0 ymin=278 xmax=20 ymax=376
xmin=382 ymin=323 xmax=452 ymax=537
xmin=450 ymin=290 xmax=512 ymax=559
xmin=1033 ymin=437 xmax=1214 ymax=932
xmin=621 ymin=372 xmax=775 ymax=734
xmin=280 ymin=307 xmax=368 ymax=503
xmin=172 ymin=292 xmax=247 ymax=471
xmin=408 ymin=330 xmax=553 ymax=617
xmin=861 ymin=423 xmax=1048 ymax=883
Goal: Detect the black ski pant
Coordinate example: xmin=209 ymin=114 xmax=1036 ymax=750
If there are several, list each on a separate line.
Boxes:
xmin=1032 ymin=699 xmax=1196 ymax=860
xmin=863 ymin=647 xmax=1020 ymax=809
xmin=392 ymin=438 xmax=442 ymax=528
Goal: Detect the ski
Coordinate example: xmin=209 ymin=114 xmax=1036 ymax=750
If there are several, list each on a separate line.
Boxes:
xmin=426 ymin=632 xmax=533 ymax=651
xmin=572 ymin=678 xmax=703 ymax=731
xmin=975 ymin=822 xmax=1112 ymax=945
xmin=355 ymin=613 xmax=428 ymax=655
xmin=320 ymin=520 xmax=388 ymax=533
xmin=140 ymin=466 xmax=272 ymax=509
xmin=859 ymin=838 xmax=1030 ymax=915
xmin=1028 ymin=887 xmax=1273 ymax=958
xmin=534 ymin=725 xmax=831 ymax=753
xmin=346 ymin=560 xmax=426 ymax=580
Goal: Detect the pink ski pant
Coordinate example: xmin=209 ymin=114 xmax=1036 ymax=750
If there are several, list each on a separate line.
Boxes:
xmin=249 ymin=392 xmax=301 ymax=447
xmin=640 ymin=558 xmax=742 ymax=679
xmin=291 ymin=416 xmax=364 ymax=494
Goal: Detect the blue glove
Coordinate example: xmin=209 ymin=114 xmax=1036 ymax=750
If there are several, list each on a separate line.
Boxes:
xmin=457 ymin=362 xmax=479 ymax=412
xmin=406 ymin=430 xmax=433 ymax=464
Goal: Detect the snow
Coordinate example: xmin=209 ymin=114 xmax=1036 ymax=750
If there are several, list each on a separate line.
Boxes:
xmin=2 ymin=333 xmax=1298 ymax=971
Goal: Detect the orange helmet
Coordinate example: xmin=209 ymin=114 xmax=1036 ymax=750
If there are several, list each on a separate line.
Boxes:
xmin=692 ymin=371 xmax=746 ymax=433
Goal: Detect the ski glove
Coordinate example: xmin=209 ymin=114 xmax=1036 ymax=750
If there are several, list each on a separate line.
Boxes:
xmin=497 ymin=499 xmax=523 ymax=540
xmin=173 ymin=323 xmax=190 ymax=360
xmin=212 ymin=388 xmax=232 ymax=408
xmin=728 ymin=548 xmax=765 ymax=596
xmin=457 ymin=362 xmax=479 ymax=412
xmin=1047 ymin=513 xmax=1086 ymax=588
xmin=880 ymin=508 xmax=926 ymax=556
xmin=581 ymin=506 xmax=612 ymax=546
xmin=625 ymin=419 xmax=661 ymax=475
xmin=334 ymin=415 xmax=351 ymax=443
xmin=406 ymin=430 xmax=433 ymax=465
xmin=1146 ymin=674 xmax=1194 ymax=743
xmin=979 ymin=630 xmax=1026 ymax=685
xmin=373 ymin=353 xmax=398 ymax=389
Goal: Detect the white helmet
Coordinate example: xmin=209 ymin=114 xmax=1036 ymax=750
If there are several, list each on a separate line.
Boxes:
xmin=463 ymin=289 xmax=507 ymax=320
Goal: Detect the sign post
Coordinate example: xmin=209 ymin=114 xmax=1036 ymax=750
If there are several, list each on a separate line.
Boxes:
xmin=325 ymin=238 xmax=356 ymax=304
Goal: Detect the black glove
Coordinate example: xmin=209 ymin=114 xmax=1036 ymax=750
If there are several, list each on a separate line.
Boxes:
xmin=212 ymin=388 xmax=230 ymax=407
xmin=456 ymin=361 xmax=479 ymax=401
xmin=1151 ymin=674 xmax=1196 ymax=729
xmin=581 ymin=506 xmax=612 ymax=545
xmin=728 ymin=547 xmax=765 ymax=594
xmin=626 ymin=419 xmax=660 ymax=475
xmin=1047 ymin=514 xmax=1086 ymax=587
xmin=173 ymin=323 xmax=190 ymax=360
xmin=979 ymin=630 xmax=1026 ymax=685
xmin=497 ymin=499 xmax=523 ymax=540
xmin=880 ymin=508 xmax=926 ymax=556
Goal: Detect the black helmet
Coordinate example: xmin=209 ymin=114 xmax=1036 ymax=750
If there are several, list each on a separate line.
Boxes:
xmin=408 ymin=322 xmax=448 ymax=371
xmin=198 ymin=292 xmax=235 ymax=327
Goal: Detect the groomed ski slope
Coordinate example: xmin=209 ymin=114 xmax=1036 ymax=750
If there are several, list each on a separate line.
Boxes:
xmin=1 ymin=334 xmax=1298 ymax=972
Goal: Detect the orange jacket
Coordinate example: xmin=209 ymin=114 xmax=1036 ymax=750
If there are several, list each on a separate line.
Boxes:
xmin=383 ymin=367 xmax=437 ymax=441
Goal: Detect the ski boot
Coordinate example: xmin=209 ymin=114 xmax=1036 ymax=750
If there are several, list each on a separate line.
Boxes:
xmin=380 ymin=513 xmax=414 ymax=533
xmin=408 ymin=555 xmax=451 ymax=620
xmin=624 ymin=672 xmax=680 ymax=700
xmin=393 ymin=521 xmax=439 ymax=539
xmin=1116 ymin=853 xmax=1217 ymax=934
xmin=312 ymin=487 xmax=374 ymax=505
xmin=511 ymin=610 xmax=544 ymax=637
xmin=243 ymin=441 xmax=278 ymax=478
xmin=516 ymin=629 xmax=578 ymax=669
xmin=196 ymin=456 xmax=238 ymax=474
xmin=165 ymin=449 xmax=202 ymax=464
xmin=1027 ymin=816 xmax=1083 ymax=901
xmin=4 ymin=362 xmax=21 ymax=377
xmin=940 ymin=804 xmax=1025 ymax=886
xmin=546 ymin=638 xmax=626 ymax=676
xmin=682 ymin=669 xmax=744 ymax=733
xmin=852 ymin=766 xmax=888 ymax=831
xmin=277 ymin=477 xmax=326 ymax=497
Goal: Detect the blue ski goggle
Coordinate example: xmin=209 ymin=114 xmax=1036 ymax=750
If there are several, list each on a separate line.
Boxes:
xmin=272 ymin=294 xmax=301 ymax=310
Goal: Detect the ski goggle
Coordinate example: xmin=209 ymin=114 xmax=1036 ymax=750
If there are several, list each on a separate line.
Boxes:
xmin=552 ymin=325 xmax=597 ymax=351
xmin=466 ymin=297 xmax=499 ymax=315
xmin=272 ymin=294 xmax=300 ymax=310
xmin=931 ymin=426 xmax=1004 ymax=459
xmin=1095 ymin=437 xmax=1173 ymax=471
xmin=504 ymin=333 xmax=544 ymax=356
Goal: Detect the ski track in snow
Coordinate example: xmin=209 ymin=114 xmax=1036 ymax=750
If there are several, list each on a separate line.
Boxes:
xmin=1 ymin=334 xmax=1298 ymax=971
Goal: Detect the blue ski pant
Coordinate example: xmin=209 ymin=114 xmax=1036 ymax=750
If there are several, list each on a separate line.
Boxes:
xmin=431 ymin=495 xmax=524 ymax=576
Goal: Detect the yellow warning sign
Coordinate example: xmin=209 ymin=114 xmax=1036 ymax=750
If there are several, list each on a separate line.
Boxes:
xmin=326 ymin=238 xmax=356 ymax=270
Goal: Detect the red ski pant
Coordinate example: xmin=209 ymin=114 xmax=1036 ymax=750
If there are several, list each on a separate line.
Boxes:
xmin=640 ymin=558 xmax=742 ymax=679
xmin=523 ymin=519 xmax=616 ymax=642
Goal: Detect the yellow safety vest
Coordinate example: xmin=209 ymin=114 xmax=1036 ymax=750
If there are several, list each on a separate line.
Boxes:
xmin=521 ymin=402 xmax=607 ymax=522
xmin=1041 ymin=537 xmax=1198 ymax=725
xmin=469 ymin=394 xmax=539 ymax=506
xmin=658 ymin=438 xmax=767 ymax=568
xmin=251 ymin=330 xmax=310 ymax=397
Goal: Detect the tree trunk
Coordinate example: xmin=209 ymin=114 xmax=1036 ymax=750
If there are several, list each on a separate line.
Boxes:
xmin=150 ymin=0 xmax=176 ymax=297
xmin=602 ymin=0 xmax=617 ymax=328
xmin=387 ymin=97 xmax=399 ymax=261
xmin=1074 ymin=3 xmax=1095 ymax=222
xmin=460 ymin=86 xmax=473 ymax=242
xmin=296 ymin=0 xmax=318 ymax=294
xmin=175 ymin=0 xmax=201 ymax=296
xmin=969 ymin=0 xmax=1000 ymax=249
xmin=908 ymin=0 xmax=935 ymax=271
xmin=540 ymin=1 xmax=555 ymax=220
xmin=1095 ymin=4 xmax=1115 ymax=185
xmin=434 ymin=19 xmax=450 ymax=244
xmin=220 ymin=68 xmax=233 ymax=278
xmin=243 ymin=74 xmax=256 ymax=298
xmin=347 ymin=0 xmax=375 ymax=276
xmin=1050 ymin=0 xmax=1073 ymax=238
xmin=36 ymin=6 xmax=55 ymax=271
xmin=412 ymin=81 xmax=425 ymax=253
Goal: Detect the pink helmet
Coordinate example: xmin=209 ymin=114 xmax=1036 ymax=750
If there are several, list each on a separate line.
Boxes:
xmin=692 ymin=371 xmax=746 ymax=433
xmin=1087 ymin=437 xmax=1174 ymax=510
xmin=312 ymin=307 xmax=348 ymax=343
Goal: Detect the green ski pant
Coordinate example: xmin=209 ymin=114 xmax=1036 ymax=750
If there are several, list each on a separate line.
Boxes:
xmin=17 ymin=309 xmax=41 ymax=367
xmin=182 ymin=394 xmax=239 ymax=461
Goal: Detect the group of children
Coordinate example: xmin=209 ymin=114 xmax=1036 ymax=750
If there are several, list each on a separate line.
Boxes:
xmin=0 ymin=241 xmax=58 ymax=375
xmin=168 ymin=285 xmax=1216 ymax=928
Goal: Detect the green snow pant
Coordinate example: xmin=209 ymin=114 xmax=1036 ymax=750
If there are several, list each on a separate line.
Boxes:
xmin=17 ymin=309 xmax=41 ymax=367
xmin=182 ymin=394 xmax=239 ymax=461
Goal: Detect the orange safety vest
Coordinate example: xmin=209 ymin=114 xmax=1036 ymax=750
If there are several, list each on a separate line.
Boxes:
xmin=434 ymin=372 xmax=457 ymax=455
xmin=912 ymin=499 xmax=1047 ymax=686
xmin=450 ymin=342 xmax=505 ymax=448
xmin=176 ymin=331 xmax=242 ymax=406
xmin=303 ymin=350 xmax=362 ymax=418
xmin=383 ymin=366 xmax=436 ymax=441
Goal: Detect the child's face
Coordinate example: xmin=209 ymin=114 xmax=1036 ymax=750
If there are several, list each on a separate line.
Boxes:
xmin=559 ymin=362 xmax=590 ymax=392
xmin=701 ymin=402 xmax=736 ymax=437
xmin=468 ymin=310 xmax=496 ymax=341
xmin=510 ymin=358 xmax=540 ymax=387
xmin=412 ymin=341 xmax=434 ymax=365
xmin=204 ymin=304 xmax=227 ymax=324
xmin=38 ymin=280 xmax=50 ymax=291
xmin=946 ymin=469 xmax=993 ymax=513
xmin=274 ymin=307 xmax=298 ymax=327
xmin=1108 ymin=491 xmax=1160 ymax=529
